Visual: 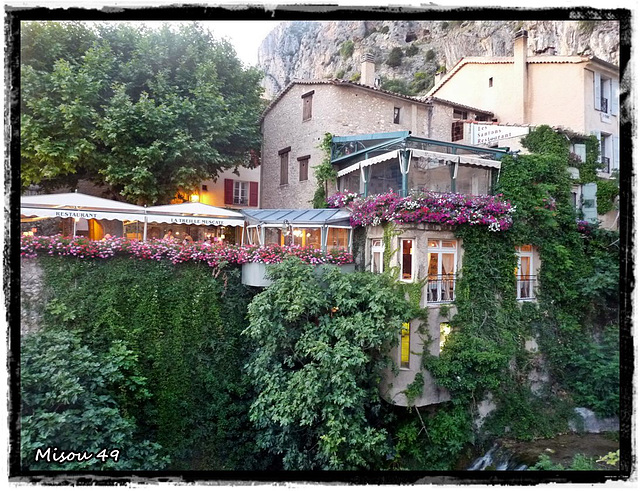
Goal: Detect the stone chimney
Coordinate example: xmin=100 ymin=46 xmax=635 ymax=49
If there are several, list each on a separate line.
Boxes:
xmin=361 ymin=53 xmax=376 ymax=87
xmin=513 ymin=29 xmax=529 ymax=124
xmin=434 ymin=69 xmax=447 ymax=85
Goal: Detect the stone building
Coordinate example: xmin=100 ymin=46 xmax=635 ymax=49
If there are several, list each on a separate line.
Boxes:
xmin=259 ymin=56 xmax=493 ymax=209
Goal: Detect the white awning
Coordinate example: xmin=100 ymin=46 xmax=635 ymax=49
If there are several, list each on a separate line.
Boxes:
xmin=143 ymin=214 xmax=244 ymax=227
xmin=411 ymin=149 xmax=501 ymax=169
xmin=337 ymin=150 xmax=399 ymax=177
xmin=21 ymin=206 xmax=145 ymax=222
xmin=144 ymin=202 xmax=245 ymax=227
xmin=21 ymin=192 xmax=146 ymax=212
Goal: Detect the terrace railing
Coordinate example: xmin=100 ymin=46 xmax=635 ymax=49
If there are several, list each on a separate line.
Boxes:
xmin=426 ymin=274 xmax=456 ymax=303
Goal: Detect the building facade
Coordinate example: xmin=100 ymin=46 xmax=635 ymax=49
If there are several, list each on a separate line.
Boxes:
xmin=260 ymin=57 xmax=493 ymax=209
xmin=426 ymin=30 xmax=620 ymax=177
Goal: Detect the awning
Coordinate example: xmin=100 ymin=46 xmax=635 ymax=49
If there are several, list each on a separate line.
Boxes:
xmin=411 ymin=149 xmax=501 ymax=169
xmin=242 ymin=208 xmax=352 ymax=228
xmin=21 ymin=192 xmax=146 ymax=221
xmin=337 ymin=150 xmax=399 ymax=177
xmin=144 ymin=202 xmax=244 ymax=227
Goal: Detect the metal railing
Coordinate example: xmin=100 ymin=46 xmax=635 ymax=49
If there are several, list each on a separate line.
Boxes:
xmin=426 ymin=275 xmax=456 ymax=303
xmin=601 ymin=97 xmax=608 ymax=113
xmin=516 ymin=275 xmax=537 ymax=300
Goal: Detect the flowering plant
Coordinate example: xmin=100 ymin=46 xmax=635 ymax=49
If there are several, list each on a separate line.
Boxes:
xmin=576 ymin=219 xmax=594 ymax=235
xmin=20 ymin=235 xmax=353 ymax=267
xmin=346 ymin=190 xmax=515 ymax=231
xmin=326 ymin=190 xmax=360 ymax=208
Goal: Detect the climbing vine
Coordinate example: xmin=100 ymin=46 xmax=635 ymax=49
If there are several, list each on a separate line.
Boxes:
xmin=312 ymin=132 xmax=337 ymax=208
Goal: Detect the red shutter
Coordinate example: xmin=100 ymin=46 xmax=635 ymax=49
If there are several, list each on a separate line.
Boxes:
xmin=249 ymin=181 xmax=259 ymax=207
xmin=224 ymin=179 xmax=234 ymax=205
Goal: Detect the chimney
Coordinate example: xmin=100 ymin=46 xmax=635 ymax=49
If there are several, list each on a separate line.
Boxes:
xmin=361 ymin=53 xmax=376 ymax=87
xmin=513 ymin=29 xmax=529 ymax=124
xmin=434 ymin=69 xmax=447 ymax=85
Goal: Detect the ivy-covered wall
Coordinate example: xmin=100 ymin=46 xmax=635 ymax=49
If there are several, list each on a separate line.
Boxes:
xmin=20 ymin=257 xmax=267 ymax=471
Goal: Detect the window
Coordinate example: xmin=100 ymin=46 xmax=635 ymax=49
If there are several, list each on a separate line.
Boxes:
xmin=439 ymin=323 xmax=452 ymax=351
xmin=451 ymin=121 xmax=464 ymax=142
xmin=201 ymin=184 xmax=208 ymax=191
xmin=400 ymin=239 xmax=414 ymax=281
xmin=279 ymin=147 xmax=290 ymax=185
xmin=427 ymin=239 xmax=457 ymax=303
xmin=516 ymin=245 xmax=536 ymax=300
xmin=302 ymin=91 xmax=314 ymax=121
xmin=489 ymin=77 xmax=493 ymax=88
xmin=233 ymin=181 xmax=248 ymax=205
xmin=400 ymin=322 xmax=410 ymax=369
xmin=327 ymin=228 xmax=349 ymax=251
xmin=393 ymin=107 xmax=401 ymax=124
xmin=594 ymin=72 xmax=618 ymax=116
xmin=453 ymin=109 xmax=468 ymax=120
xmin=225 ymin=179 xmax=259 ymax=206
xmin=371 ymin=239 xmax=384 ymax=273
xmin=298 ymin=155 xmax=309 ymax=181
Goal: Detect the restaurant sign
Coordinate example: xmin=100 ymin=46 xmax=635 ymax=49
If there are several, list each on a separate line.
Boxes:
xmin=169 ymin=217 xmax=224 ymax=226
xmin=54 ymin=211 xmax=99 ymax=219
xmin=471 ymin=124 xmax=530 ymax=145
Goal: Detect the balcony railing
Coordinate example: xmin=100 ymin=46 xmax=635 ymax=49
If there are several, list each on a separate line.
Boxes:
xmin=600 ymin=98 xmax=608 ymax=113
xmin=599 ymin=156 xmax=611 ymax=174
xmin=516 ymin=275 xmax=537 ymax=300
xmin=426 ymin=274 xmax=456 ymax=303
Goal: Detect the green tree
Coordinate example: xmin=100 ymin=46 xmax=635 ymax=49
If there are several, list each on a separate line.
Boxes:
xmin=244 ymin=258 xmax=409 ymax=470
xmin=21 ymin=328 xmax=169 ymax=471
xmin=21 ymin=22 xmax=264 ymax=204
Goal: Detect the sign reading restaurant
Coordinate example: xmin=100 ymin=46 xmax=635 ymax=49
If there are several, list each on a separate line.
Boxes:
xmin=471 ymin=124 xmax=530 ymax=145
xmin=54 ymin=211 xmax=99 ymax=219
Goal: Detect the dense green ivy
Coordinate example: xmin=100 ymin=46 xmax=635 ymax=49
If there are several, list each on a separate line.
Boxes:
xmin=312 ymin=132 xmax=337 ymax=208
xmin=418 ymin=126 xmax=619 ymax=463
xmin=244 ymin=258 xmax=409 ymax=470
xmin=30 ymin=256 xmax=265 ymax=470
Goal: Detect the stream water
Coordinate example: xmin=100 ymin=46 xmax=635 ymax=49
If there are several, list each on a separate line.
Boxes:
xmin=465 ymin=433 xmax=619 ymax=471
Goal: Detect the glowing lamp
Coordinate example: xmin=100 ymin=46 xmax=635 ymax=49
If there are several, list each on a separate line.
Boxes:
xmin=190 ymin=194 xmax=200 ymax=202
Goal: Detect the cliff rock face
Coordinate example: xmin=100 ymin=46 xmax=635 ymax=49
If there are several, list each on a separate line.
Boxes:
xmin=258 ymin=20 xmax=620 ymax=99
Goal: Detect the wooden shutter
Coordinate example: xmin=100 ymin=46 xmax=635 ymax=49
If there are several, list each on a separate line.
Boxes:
xmin=249 ymin=181 xmax=258 ymax=206
xmin=611 ymin=79 xmax=619 ymax=116
xmin=594 ymin=72 xmax=601 ymax=111
xmin=224 ymin=179 xmax=234 ymax=205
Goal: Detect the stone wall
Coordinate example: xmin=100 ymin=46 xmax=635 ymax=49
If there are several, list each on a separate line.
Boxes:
xmin=20 ymin=258 xmax=47 ymax=336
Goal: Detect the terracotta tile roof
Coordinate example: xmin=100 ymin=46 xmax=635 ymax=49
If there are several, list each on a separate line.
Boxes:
xmin=261 ymin=79 xmax=494 ymax=123
xmin=260 ymin=79 xmax=427 ymax=123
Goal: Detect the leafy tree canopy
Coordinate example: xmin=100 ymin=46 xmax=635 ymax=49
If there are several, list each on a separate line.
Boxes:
xmin=21 ymin=21 xmax=265 ymax=204
xmin=244 ymin=258 xmax=409 ymax=470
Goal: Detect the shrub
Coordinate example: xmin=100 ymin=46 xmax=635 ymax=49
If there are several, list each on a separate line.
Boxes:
xmin=386 ymin=47 xmax=404 ymax=67
xmin=339 ymin=40 xmax=355 ymax=59
xmin=405 ymin=44 xmax=419 ymax=57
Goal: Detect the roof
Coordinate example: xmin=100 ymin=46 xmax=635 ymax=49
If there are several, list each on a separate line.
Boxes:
xmin=426 ymin=54 xmax=619 ymax=97
xmin=260 ymin=79 xmax=425 ymax=123
xmin=243 ymin=208 xmax=352 ymax=227
xmin=425 ymin=96 xmax=494 ymax=117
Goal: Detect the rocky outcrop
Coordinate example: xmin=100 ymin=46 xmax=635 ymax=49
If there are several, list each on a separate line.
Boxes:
xmin=258 ymin=20 xmax=620 ymax=99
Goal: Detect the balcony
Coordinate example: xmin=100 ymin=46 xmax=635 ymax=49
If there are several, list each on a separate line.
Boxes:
xmin=516 ymin=275 xmax=537 ymax=300
xmin=426 ymin=274 xmax=456 ymax=303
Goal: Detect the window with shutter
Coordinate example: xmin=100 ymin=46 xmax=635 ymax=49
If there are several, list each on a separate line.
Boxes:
xmin=297 ymin=156 xmax=310 ymax=181
xmin=278 ymin=147 xmax=290 ymax=185
xmin=302 ymin=91 xmax=314 ymax=121
xmin=224 ymin=179 xmax=234 ymax=205
xmin=451 ymin=121 xmax=464 ymax=141
xmin=249 ymin=181 xmax=259 ymax=207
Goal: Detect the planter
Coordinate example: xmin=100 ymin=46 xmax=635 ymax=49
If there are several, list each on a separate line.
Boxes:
xmin=241 ymin=262 xmax=355 ymax=287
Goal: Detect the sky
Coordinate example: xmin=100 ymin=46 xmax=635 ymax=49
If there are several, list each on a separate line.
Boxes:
xmin=203 ymin=21 xmax=282 ymax=67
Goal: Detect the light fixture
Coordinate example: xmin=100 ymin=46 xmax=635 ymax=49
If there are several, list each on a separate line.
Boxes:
xmin=190 ymin=193 xmax=200 ymax=202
